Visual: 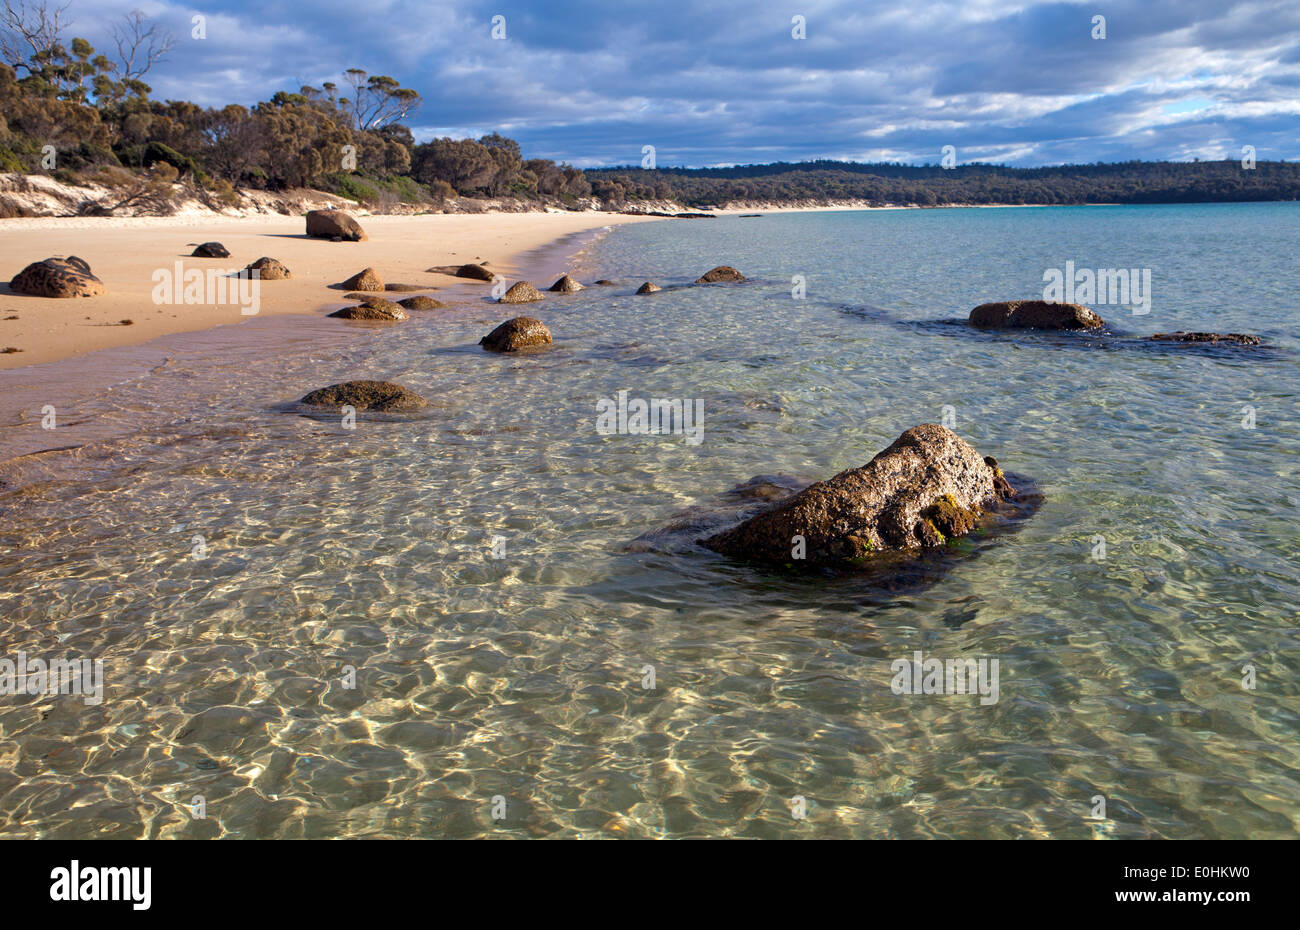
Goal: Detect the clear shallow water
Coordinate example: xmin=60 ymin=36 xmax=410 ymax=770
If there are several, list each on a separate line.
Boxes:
xmin=0 ymin=203 xmax=1297 ymax=839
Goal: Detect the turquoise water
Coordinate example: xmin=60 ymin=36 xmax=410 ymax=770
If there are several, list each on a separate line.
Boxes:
xmin=0 ymin=203 xmax=1297 ymax=839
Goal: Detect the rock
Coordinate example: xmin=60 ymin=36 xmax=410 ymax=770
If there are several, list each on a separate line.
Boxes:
xmin=1149 ymin=331 xmax=1261 ymax=346
xmin=969 ymin=300 xmax=1103 ymax=330
xmin=327 ymin=298 xmax=408 ymax=321
xmin=343 ymin=292 xmax=374 ymax=301
xmin=306 ymin=209 xmax=367 ymax=241
xmin=635 ymin=282 xmax=661 ymax=294
xmin=454 ymin=263 xmax=495 ymax=281
xmin=241 ymin=257 xmax=290 ymax=280
xmin=339 ymin=267 xmax=383 ymax=291
xmin=191 ymin=242 xmax=230 ymax=258
xmin=701 ymin=424 xmax=1016 ymax=567
xmin=499 ymin=281 xmax=544 ymax=304
xmin=299 ymin=380 xmax=426 ymax=411
xmin=9 ymin=256 xmax=105 ymax=298
xmin=480 ymin=316 xmax=552 ymax=352
xmin=594 ymin=279 xmax=615 ymax=286
xmin=383 ymin=283 xmax=428 ymax=292
xmin=398 ymin=295 xmax=446 ymax=310
xmin=548 ymin=274 xmax=584 ymax=293
xmin=695 ymin=265 xmax=745 ymax=283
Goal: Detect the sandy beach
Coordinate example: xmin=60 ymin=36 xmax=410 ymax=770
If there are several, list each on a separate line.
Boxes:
xmin=0 ymin=211 xmax=662 ymax=370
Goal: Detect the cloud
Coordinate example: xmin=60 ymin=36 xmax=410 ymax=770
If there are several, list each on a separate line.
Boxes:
xmin=58 ymin=0 xmax=1300 ymax=165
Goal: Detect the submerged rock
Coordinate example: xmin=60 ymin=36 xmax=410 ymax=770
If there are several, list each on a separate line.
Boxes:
xmin=635 ymin=282 xmax=661 ymax=294
xmin=191 ymin=242 xmax=230 ymax=258
xmin=328 ymin=298 xmax=408 ymax=321
xmin=306 ymin=209 xmax=367 ymax=241
xmin=548 ymin=274 xmax=584 ymax=293
xmin=339 ymin=267 xmax=384 ymax=291
xmin=701 ymin=424 xmax=1017 ymax=567
xmin=499 ymin=281 xmax=544 ymax=304
xmin=594 ymin=279 xmax=616 ymax=286
xmin=299 ymin=380 xmax=426 ymax=411
xmin=480 ymin=316 xmax=552 ymax=352
xmin=398 ymin=295 xmax=446 ymax=310
xmin=696 ymin=265 xmax=745 ymax=283
xmin=969 ymin=300 xmax=1103 ymax=330
xmin=9 ymin=256 xmax=105 ymax=298
xmin=1149 ymin=331 xmax=1261 ymax=346
xmin=383 ymin=283 xmax=428 ymax=292
xmin=241 ymin=257 xmax=290 ymax=280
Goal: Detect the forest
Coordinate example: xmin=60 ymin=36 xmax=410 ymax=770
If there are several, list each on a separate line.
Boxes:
xmin=2 ymin=5 xmax=1298 ymax=212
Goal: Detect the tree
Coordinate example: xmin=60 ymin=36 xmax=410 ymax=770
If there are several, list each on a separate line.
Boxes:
xmin=0 ymin=0 xmax=70 ymax=75
xmin=112 ymin=9 xmax=173 ymax=81
xmin=341 ymin=68 xmax=420 ymax=131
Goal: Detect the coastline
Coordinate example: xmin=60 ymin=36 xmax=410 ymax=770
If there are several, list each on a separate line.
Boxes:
xmin=0 ymin=211 xmax=663 ymax=371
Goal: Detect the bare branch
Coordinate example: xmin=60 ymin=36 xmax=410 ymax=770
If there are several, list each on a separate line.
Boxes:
xmin=112 ymin=8 xmax=174 ymax=80
xmin=1 ymin=0 xmax=73 ymax=73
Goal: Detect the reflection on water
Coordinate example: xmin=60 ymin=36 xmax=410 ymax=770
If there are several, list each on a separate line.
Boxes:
xmin=0 ymin=205 xmax=1298 ymax=839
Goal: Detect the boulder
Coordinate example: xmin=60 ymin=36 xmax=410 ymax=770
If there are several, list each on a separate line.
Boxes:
xmin=635 ymin=282 xmax=661 ymax=294
xmin=695 ymin=265 xmax=745 ymax=283
xmin=969 ymin=300 xmax=1103 ymax=330
xmin=454 ymin=263 xmax=495 ymax=281
xmin=9 ymin=256 xmax=105 ymax=298
xmin=339 ymin=267 xmax=383 ymax=291
xmin=299 ymin=380 xmax=426 ymax=412
xmin=701 ymin=424 xmax=1016 ymax=567
xmin=328 ymin=298 xmax=408 ymax=321
xmin=306 ymin=209 xmax=367 ymax=241
xmin=499 ymin=281 xmax=544 ymax=304
xmin=594 ymin=280 xmax=615 ymax=286
xmin=548 ymin=274 xmax=584 ymax=293
xmin=383 ymin=283 xmax=427 ymax=292
xmin=242 ymin=257 xmax=290 ymax=280
xmin=398 ymin=296 xmax=446 ymax=310
xmin=1149 ymin=331 xmax=1261 ymax=346
xmin=480 ymin=316 xmax=552 ymax=352
xmin=191 ymin=242 xmax=230 ymax=258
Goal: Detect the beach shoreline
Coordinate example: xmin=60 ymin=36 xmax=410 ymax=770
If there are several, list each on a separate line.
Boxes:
xmin=0 ymin=211 xmax=664 ymax=371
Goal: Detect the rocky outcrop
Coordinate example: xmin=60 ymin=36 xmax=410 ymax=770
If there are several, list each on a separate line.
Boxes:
xmin=1149 ymin=331 xmax=1261 ymax=346
xmin=9 ymin=256 xmax=105 ymax=298
xmin=499 ymin=281 xmax=544 ymax=303
xmin=454 ymin=263 xmax=494 ymax=281
xmin=339 ymin=267 xmax=383 ymax=291
xmin=480 ymin=316 xmax=552 ymax=352
xmin=701 ymin=424 xmax=1017 ymax=567
xmin=969 ymin=300 xmax=1103 ymax=330
xmin=328 ymin=298 xmax=408 ymax=321
xmin=696 ymin=265 xmax=745 ymax=283
xmin=635 ymin=281 xmax=661 ymax=294
xmin=241 ymin=257 xmax=290 ymax=280
xmin=299 ymin=380 xmax=426 ymax=411
xmin=548 ymin=274 xmax=584 ymax=293
xmin=306 ymin=209 xmax=367 ymax=241
xmin=191 ymin=242 xmax=230 ymax=258
xmin=398 ymin=295 xmax=446 ymax=310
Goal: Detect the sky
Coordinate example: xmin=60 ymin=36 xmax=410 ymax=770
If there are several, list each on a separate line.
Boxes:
xmin=54 ymin=0 xmax=1300 ymax=168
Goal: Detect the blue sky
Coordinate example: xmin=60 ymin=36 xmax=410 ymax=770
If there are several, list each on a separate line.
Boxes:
xmin=64 ymin=0 xmax=1300 ymax=167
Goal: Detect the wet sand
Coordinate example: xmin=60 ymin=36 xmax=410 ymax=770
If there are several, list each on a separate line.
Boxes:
xmin=0 ymin=211 xmax=662 ymax=370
